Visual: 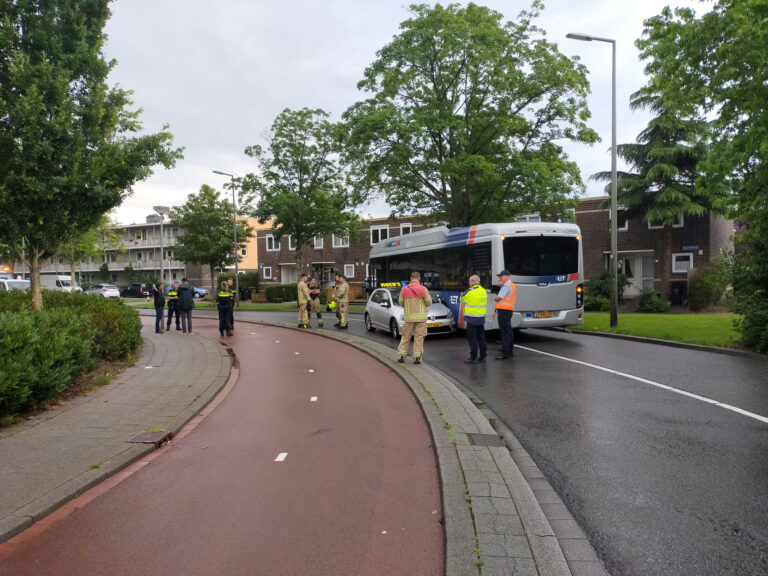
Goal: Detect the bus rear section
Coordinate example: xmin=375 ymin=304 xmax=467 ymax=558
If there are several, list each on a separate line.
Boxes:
xmin=501 ymin=233 xmax=584 ymax=328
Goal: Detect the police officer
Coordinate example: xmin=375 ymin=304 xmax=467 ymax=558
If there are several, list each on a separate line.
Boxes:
xmin=217 ymin=280 xmax=234 ymax=337
xmin=226 ymin=276 xmax=236 ymax=332
xmin=297 ymin=273 xmax=310 ymax=328
xmin=166 ymin=280 xmax=181 ymax=331
xmin=460 ymin=275 xmax=488 ymax=363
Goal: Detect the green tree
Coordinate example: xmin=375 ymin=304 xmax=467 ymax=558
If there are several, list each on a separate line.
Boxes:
xmin=0 ymin=0 xmax=183 ymax=309
xmin=241 ymin=107 xmax=361 ymax=273
xmin=57 ymin=214 xmax=123 ymax=287
xmin=637 ymin=1 xmax=768 ymax=347
xmin=170 ymin=185 xmax=254 ymax=296
xmin=342 ymin=1 xmax=598 ymax=227
xmin=592 ymin=93 xmax=710 ymax=298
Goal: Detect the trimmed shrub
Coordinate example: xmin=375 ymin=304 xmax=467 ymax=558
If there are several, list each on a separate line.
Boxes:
xmin=688 ymin=257 xmax=731 ymax=311
xmin=637 ymin=290 xmax=669 ymax=313
xmin=585 ymin=270 xmax=631 ymax=299
xmin=584 ymin=295 xmax=610 ymax=312
xmin=265 ymin=284 xmax=298 ymax=303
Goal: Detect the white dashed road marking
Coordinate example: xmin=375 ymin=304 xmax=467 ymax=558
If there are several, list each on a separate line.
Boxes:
xmin=275 ymin=453 xmax=288 ymax=462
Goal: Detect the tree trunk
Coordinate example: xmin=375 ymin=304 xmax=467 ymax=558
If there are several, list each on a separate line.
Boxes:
xmin=29 ymin=248 xmax=43 ymax=311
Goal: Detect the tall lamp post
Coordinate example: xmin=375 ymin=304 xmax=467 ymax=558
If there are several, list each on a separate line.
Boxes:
xmin=566 ymin=32 xmax=619 ymax=327
xmin=153 ymin=205 xmax=170 ymax=286
xmin=212 ymin=170 xmax=240 ymax=307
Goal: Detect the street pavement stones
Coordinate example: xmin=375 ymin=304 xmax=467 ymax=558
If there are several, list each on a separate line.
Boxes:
xmin=0 ymin=319 xmax=232 ymax=544
xmin=1 ymin=312 xmax=608 ymax=576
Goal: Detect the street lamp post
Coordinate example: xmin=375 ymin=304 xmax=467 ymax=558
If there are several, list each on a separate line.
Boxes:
xmin=153 ymin=205 xmax=170 ymax=286
xmin=212 ymin=170 xmax=240 ymax=307
xmin=566 ymin=32 xmax=618 ymax=327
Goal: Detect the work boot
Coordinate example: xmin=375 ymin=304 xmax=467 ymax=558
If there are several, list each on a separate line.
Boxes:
xmin=414 ymin=357 xmax=422 ymax=364
xmin=397 ymin=356 xmax=405 ymax=363
xmin=220 ymin=330 xmax=224 ymax=337
xmin=226 ymin=331 xmax=233 ymax=337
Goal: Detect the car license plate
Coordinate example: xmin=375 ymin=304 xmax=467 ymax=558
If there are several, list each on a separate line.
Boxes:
xmin=427 ymin=322 xmax=443 ymax=328
xmin=534 ymin=311 xmax=552 ymax=318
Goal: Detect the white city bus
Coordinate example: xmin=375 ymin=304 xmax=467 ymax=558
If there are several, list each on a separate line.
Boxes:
xmin=368 ymin=222 xmax=584 ymax=330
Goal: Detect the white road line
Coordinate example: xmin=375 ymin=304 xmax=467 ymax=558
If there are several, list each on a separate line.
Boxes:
xmin=275 ymin=453 xmax=288 ymax=462
xmin=311 ymin=396 xmax=318 ymax=402
xmin=517 ymin=345 xmax=768 ymax=425
xmin=308 ymin=369 xmax=315 ymax=373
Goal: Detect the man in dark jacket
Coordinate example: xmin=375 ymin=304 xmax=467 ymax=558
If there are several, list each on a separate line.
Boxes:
xmin=153 ymin=283 xmax=166 ymax=333
xmin=177 ymin=278 xmax=195 ymax=335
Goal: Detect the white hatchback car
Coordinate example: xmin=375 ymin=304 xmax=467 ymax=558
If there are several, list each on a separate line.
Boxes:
xmin=85 ymin=283 xmax=121 ymax=298
xmin=364 ymin=287 xmax=456 ymax=340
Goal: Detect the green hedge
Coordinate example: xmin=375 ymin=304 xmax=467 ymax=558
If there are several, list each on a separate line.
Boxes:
xmin=265 ymin=284 xmax=298 ymax=303
xmin=0 ymin=291 xmax=142 ymax=418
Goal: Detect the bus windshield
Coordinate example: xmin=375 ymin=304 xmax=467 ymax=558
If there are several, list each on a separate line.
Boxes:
xmin=503 ymin=236 xmax=579 ymax=277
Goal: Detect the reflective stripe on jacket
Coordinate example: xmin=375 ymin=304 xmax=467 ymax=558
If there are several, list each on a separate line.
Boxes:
xmin=461 ymin=284 xmax=487 ymax=317
xmin=496 ymin=280 xmax=516 ymax=311
xmin=398 ymin=281 xmax=432 ymax=322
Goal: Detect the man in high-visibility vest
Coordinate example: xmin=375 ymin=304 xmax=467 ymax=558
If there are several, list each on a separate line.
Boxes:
xmin=460 ymin=274 xmax=488 ymax=363
xmin=493 ymin=269 xmax=517 ymax=360
xmin=166 ymin=281 xmax=181 ymax=331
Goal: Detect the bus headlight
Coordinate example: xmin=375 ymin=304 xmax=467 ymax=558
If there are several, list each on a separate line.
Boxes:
xmin=576 ymin=284 xmax=584 ymax=308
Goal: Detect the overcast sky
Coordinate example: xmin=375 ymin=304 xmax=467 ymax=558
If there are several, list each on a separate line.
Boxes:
xmin=103 ymin=0 xmax=705 ymax=225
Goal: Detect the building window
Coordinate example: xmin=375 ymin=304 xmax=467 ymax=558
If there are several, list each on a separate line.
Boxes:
xmin=164 ymin=249 xmax=174 ymax=259
xmin=400 ymin=223 xmax=412 ymax=235
xmin=515 ymin=213 xmax=541 ymax=223
xmin=370 ymin=225 xmax=389 ymax=245
xmin=672 ymin=253 xmax=693 ymax=273
xmin=266 ymin=234 xmax=281 ymax=252
xmin=263 ymin=266 xmax=273 ymax=279
xmin=240 ymin=247 xmax=247 ymax=257
xmin=136 ymin=252 xmax=142 ymax=261
xmin=344 ymin=264 xmax=355 ymax=278
xmin=610 ymin=207 xmax=629 ymax=232
xmin=288 ymin=235 xmax=297 ymax=251
xmin=648 ymin=213 xmax=684 ymax=229
xmin=333 ymin=234 xmax=349 ymax=248
xmin=314 ymin=235 xmax=324 ymax=249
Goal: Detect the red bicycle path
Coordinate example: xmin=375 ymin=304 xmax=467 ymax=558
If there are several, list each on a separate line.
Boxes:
xmin=1 ymin=320 xmax=444 ymax=576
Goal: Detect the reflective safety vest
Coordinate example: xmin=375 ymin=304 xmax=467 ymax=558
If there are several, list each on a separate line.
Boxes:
xmin=461 ymin=284 xmax=487 ymax=317
xmin=167 ymin=290 xmax=178 ymax=297
xmin=399 ymin=281 xmax=432 ymax=322
xmin=217 ymin=291 xmax=233 ymax=300
xmin=495 ymin=280 xmax=517 ymax=311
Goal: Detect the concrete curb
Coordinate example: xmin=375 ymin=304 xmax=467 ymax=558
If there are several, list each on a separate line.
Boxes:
xmin=251 ymin=319 xmax=586 ymax=576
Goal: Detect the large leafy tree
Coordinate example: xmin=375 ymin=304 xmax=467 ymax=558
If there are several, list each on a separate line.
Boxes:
xmin=0 ymin=0 xmax=183 ymax=309
xmin=57 ymin=214 xmax=123 ymax=287
xmin=637 ymin=1 xmax=768 ymax=348
xmin=241 ymin=107 xmax=361 ymax=272
xmin=170 ymin=185 xmax=254 ymax=297
xmin=342 ymin=1 xmax=598 ymax=227
xmin=592 ymin=92 xmax=710 ymax=297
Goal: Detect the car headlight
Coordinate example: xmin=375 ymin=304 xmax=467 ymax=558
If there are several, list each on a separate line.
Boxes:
xmin=446 ymin=310 xmax=454 ymax=318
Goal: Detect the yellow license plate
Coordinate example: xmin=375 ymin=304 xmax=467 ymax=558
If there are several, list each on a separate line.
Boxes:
xmin=534 ymin=312 xmax=552 ymax=318
xmin=427 ymin=322 xmax=443 ymax=328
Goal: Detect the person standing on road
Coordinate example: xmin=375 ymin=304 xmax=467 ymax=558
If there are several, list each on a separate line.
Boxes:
xmin=334 ymin=274 xmax=349 ymax=329
xmin=493 ymin=270 xmax=516 ymax=359
xmin=297 ymin=273 xmax=310 ymax=328
xmin=217 ymin=280 xmax=234 ymax=337
xmin=153 ymin=283 xmax=166 ymax=334
xmin=177 ymin=277 xmax=195 ymax=335
xmin=308 ymin=276 xmax=323 ymax=328
xmin=226 ymin=276 xmax=236 ymax=333
xmin=397 ymin=271 xmax=432 ymax=364
xmin=460 ymin=275 xmax=488 ymax=363
xmin=166 ymin=280 xmax=181 ymax=331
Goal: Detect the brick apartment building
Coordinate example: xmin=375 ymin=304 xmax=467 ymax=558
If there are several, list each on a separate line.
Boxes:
xmin=576 ymin=196 xmax=735 ymax=304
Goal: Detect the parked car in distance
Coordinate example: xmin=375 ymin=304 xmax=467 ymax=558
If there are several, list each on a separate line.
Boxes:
xmin=85 ymin=283 xmax=120 ymax=298
xmin=191 ymin=285 xmax=208 ymax=298
xmin=0 ymin=277 xmax=30 ymax=292
xmin=364 ymin=287 xmax=456 ymax=340
xmin=120 ymin=283 xmax=154 ymax=298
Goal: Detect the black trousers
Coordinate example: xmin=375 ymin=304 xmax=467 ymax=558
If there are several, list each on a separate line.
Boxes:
xmin=219 ymin=306 xmax=233 ymax=333
xmin=465 ymin=321 xmax=487 ymax=359
xmin=497 ymin=309 xmax=514 ymax=357
xmin=167 ymin=303 xmax=180 ymax=328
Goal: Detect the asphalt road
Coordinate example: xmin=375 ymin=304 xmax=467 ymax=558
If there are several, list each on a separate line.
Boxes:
xmin=250 ymin=310 xmax=768 ymax=576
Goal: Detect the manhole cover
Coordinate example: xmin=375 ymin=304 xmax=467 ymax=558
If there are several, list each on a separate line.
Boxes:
xmin=466 ymin=433 xmax=505 ymax=447
xmin=128 ymin=431 xmax=172 ymax=446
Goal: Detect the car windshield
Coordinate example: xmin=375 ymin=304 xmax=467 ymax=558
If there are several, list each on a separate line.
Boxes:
xmin=7 ymin=280 xmax=29 ymax=290
xmin=104 ymin=285 xmax=117 ymax=289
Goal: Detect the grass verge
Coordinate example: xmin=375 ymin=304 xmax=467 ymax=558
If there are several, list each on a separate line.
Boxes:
xmin=573 ymin=313 xmax=742 ymax=348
